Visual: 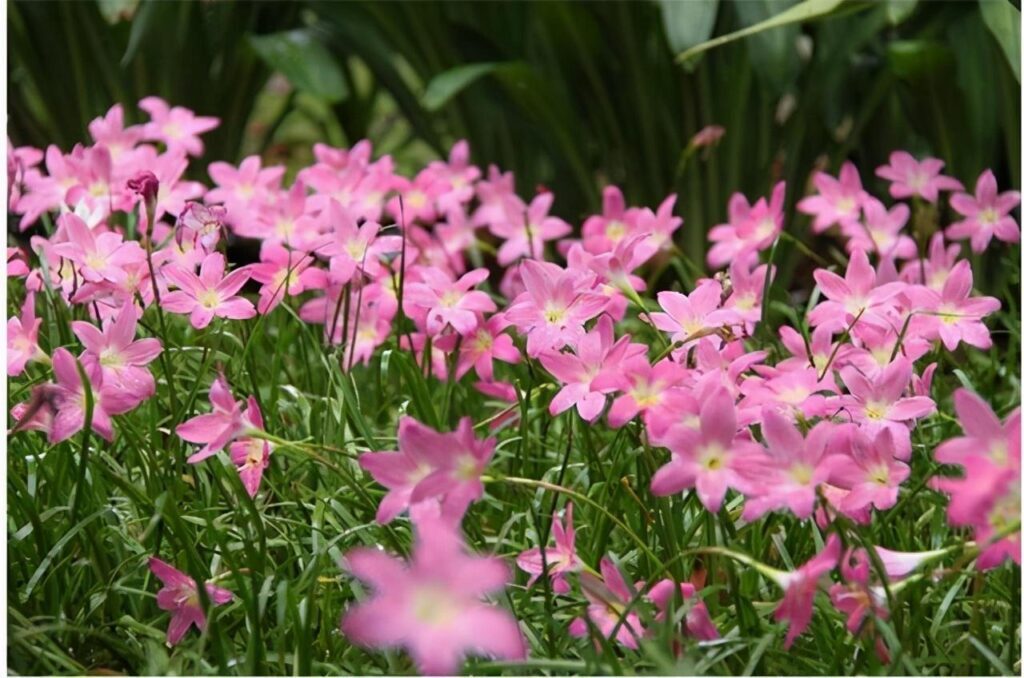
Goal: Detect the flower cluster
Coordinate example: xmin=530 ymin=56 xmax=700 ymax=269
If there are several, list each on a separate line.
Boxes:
xmin=7 ymin=99 xmax=1020 ymax=671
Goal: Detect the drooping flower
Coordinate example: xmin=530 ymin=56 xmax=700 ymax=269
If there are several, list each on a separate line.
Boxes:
xmin=569 ymin=558 xmax=646 ymax=650
xmin=875 ymin=151 xmax=963 ymax=203
xmin=8 ymin=292 xmax=44 ymax=376
xmin=341 ymin=513 xmax=526 ymax=675
xmin=228 ymin=397 xmax=271 ymax=497
xmin=773 ymin=534 xmax=842 ymax=648
xmin=160 ymin=252 xmax=256 ymax=329
xmin=359 ymin=416 xmax=496 ymax=524
xmin=148 ymin=557 xmax=232 ymax=646
xmin=176 ymin=373 xmax=249 ymax=463
xmin=947 ymin=169 xmax=1021 ymax=252
xmin=650 ymin=387 xmax=761 ymax=512
xmin=516 ymin=503 xmax=580 ymax=594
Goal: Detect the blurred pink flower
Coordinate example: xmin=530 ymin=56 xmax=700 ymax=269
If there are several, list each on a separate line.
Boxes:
xmin=948 ymin=169 xmax=1020 ymax=252
xmin=516 ymin=503 xmax=580 ymax=594
xmin=875 ymin=151 xmax=962 ymax=203
xmin=148 ymin=557 xmax=232 ymax=646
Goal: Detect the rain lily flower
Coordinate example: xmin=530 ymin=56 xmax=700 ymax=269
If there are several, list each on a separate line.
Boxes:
xmin=148 ymin=557 xmax=232 ymax=646
xmin=648 ymin=579 xmax=719 ymax=642
xmin=8 ymin=292 xmax=44 ymax=376
xmin=248 ymin=243 xmax=320 ymax=315
xmin=832 ymin=358 xmax=936 ymax=446
xmin=650 ymin=279 xmax=740 ymax=352
xmin=341 ymin=513 xmax=526 ymax=675
xmin=581 ymin=185 xmax=643 ymax=254
xmin=908 ymin=260 xmax=1000 ymax=351
xmin=72 ymin=303 xmax=161 ymax=401
xmin=707 ymin=182 xmax=785 ymax=269
xmin=539 ymin=315 xmax=645 ymax=422
xmin=598 ymin=357 xmax=688 ymax=428
xmin=634 ymin=193 xmax=683 ymax=254
xmin=829 ymin=428 xmax=910 ymax=514
xmin=773 ymin=534 xmax=842 ymax=648
xmin=405 ymin=267 xmax=496 ymax=336
xmin=139 ymin=96 xmax=220 ymax=157
xmin=875 ymin=151 xmax=962 ymax=203
xmin=948 ymin=169 xmax=1021 ymax=252
xmin=505 ymin=259 xmax=608 ymax=357
xmin=935 ymin=388 xmax=1020 ymax=469
xmin=808 ymin=249 xmax=905 ymax=331
xmin=229 ymin=397 xmax=271 ymax=497
xmin=516 ymin=503 xmax=580 ymax=594
xmin=161 ymin=252 xmax=256 ymax=329
xmin=436 ymin=313 xmax=521 ymax=381
xmin=206 ymin=155 xmax=284 ymax=226
xmin=47 ymin=347 xmax=136 ymax=443
xmin=569 ymin=558 xmax=646 ymax=650
xmin=52 ymin=213 xmax=146 ymax=284
xmin=175 ymin=202 xmax=227 ymax=253
xmin=797 ymin=162 xmax=867 ymax=233
xmin=845 ymin=197 xmax=915 ymax=260
xmin=741 ymin=412 xmax=839 ymax=520
xmin=176 ymin=373 xmax=249 ymax=463
xmin=900 ymin=233 xmax=960 ymax=289
xmin=649 ymin=387 xmax=761 ymax=511
xmin=489 ymin=192 xmax=572 ymax=265
xmin=359 ymin=416 xmax=496 ymax=524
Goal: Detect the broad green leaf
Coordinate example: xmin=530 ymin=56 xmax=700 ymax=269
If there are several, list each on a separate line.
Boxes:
xmin=979 ymin=0 xmax=1021 ymax=82
xmin=676 ymin=0 xmax=847 ymax=62
xmin=734 ymin=0 xmax=801 ymax=94
xmin=249 ymin=30 xmax=349 ymax=103
xmin=656 ymin=0 xmax=719 ymax=61
xmin=421 ymin=62 xmax=500 ymax=111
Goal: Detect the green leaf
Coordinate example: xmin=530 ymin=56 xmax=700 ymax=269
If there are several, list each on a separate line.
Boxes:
xmin=421 ymin=62 xmax=500 ymax=111
xmin=249 ymin=30 xmax=349 ymax=103
xmin=733 ymin=0 xmax=801 ymax=94
xmin=656 ymin=0 xmax=719 ymax=58
xmin=979 ymin=0 xmax=1021 ymax=82
xmin=675 ymin=0 xmax=848 ymax=62
xmin=885 ymin=0 xmax=918 ymax=25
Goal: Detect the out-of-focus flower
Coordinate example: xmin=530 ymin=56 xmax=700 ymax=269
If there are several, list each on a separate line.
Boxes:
xmin=148 ymin=557 xmax=232 ymax=646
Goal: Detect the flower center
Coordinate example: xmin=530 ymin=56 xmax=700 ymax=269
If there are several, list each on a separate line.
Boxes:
xmin=99 ymin=348 xmax=122 ymax=368
xmin=472 ymin=331 xmax=494 ymax=352
xmin=407 ymin=190 xmax=427 ymax=209
xmin=454 ymin=454 xmax=478 ymax=481
xmin=863 ymin=401 xmax=888 ymax=421
xmin=440 ymin=290 xmax=461 ymax=308
xmin=979 ymin=208 xmax=999 ymax=225
xmin=199 ymin=289 xmax=221 ymax=310
xmin=411 ymin=585 xmax=460 ymax=627
xmin=605 ymin=220 xmax=626 ymax=243
xmin=836 ymin=197 xmax=856 ymax=215
xmin=543 ymin=304 xmax=567 ymax=326
xmin=698 ymin=442 xmax=727 ymax=471
xmin=85 ymin=252 xmax=108 ymax=271
xmin=868 ymin=465 xmax=890 ymax=485
xmin=789 ymin=463 xmax=814 ymax=486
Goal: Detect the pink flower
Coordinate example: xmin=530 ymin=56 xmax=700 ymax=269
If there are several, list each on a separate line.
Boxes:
xmin=52 ymin=213 xmax=146 ymax=285
xmin=359 ymin=417 xmax=496 ymax=524
xmin=844 ymin=197 xmax=915 ymax=260
xmin=516 ymin=503 xmax=580 ymax=594
xmin=174 ymin=202 xmax=227 ymax=253
xmin=161 ymin=253 xmax=256 ymax=329
xmin=650 ymin=387 xmax=760 ymax=512
xmin=797 ymin=162 xmax=867 ymax=233
xmin=489 ymin=192 xmax=571 ymax=265
xmin=740 ymin=413 xmax=839 ymax=520
xmin=316 ymin=200 xmax=395 ymax=284
xmin=935 ymin=388 xmax=1020 ymax=469
xmin=8 ymin=292 xmax=44 ymax=376
xmin=900 ymin=233 xmax=960 ymax=289
xmin=148 ymin=557 xmax=232 ymax=646
xmin=690 ymin=124 xmax=725 ymax=149
xmin=650 ymin=279 xmax=740 ymax=352
xmin=206 ymin=155 xmax=284 ymax=226
xmin=875 ymin=151 xmax=962 ymax=203
xmin=808 ymin=249 xmax=905 ymax=331
xmin=909 ymin=260 xmax=1000 ymax=351
xmin=72 ymin=303 xmax=162 ymax=402
xmin=581 ymin=185 xmax=643 ymax=254
xmin=505 ymin=259 xmax=608 ymax=357
xmin=139 ymin=96 xmax=220 ymax=157
xmin=635 ymin=193 xmax=683 ymax=254
xmin=648 ymin=579 xmax=719 ymax=642
xmin=948 ymin=169 xmax=1021 ymax=252
xmin=436 ymin=313 xmax=521 ymax=381
xmin=228 ymin=397 xmax=271 ymax=497
xmin=707 ymin=182 xmax=785 ymax=269
xmin=773 ymin=534 xmax=841 ymax=648
xmin=341 ymin=513 xmax=526 ymax=675
xmin=176 ymin=373 xmax=248 ymax=463
xmin=48 ymin=347 xmax=135 ymax=444
xmin=829 ymin=428 xmax=910 ymax=514
xmin=88 ymin=104 xmax=144 ymax=160
xmin=248 ymin=243 xmax=320 ymax=315
xmin=406 ymin=267 xmax=496 ymax=336
xmin=539 ymin=315 xmax=645 ymax=422
xmin=569 ymin=558 xmax=646 ymax=650
xmin=832 ymin=358 xmax=936 ymax=445
xmin=599 ymin=357 xmax=687 ymax=428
